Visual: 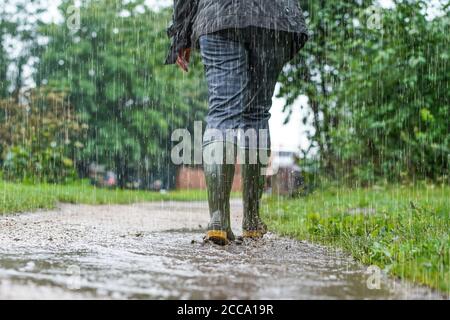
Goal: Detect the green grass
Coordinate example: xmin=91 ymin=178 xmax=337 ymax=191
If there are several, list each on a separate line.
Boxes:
xmin=0 ymin=179 xmax=217 ymax=214
xmin=263 ymin=184 xmax=450 ymax=293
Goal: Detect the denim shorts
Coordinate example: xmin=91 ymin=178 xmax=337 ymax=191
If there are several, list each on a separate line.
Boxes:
xmin=199 ymin=27 xmax=292 ymax=150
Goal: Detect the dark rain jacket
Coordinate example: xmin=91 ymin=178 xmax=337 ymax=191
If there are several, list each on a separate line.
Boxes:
xmin=165 ymin=0 xmax=309 ymax=65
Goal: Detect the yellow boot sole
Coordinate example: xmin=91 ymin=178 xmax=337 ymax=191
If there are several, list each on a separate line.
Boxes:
xmin=242 ymin=230 xmax=263 ymax=239
xmin=206 ymin=230 xmax=229 ymax=245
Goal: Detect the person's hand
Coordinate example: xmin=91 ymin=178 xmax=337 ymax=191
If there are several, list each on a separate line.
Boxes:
xmin=176 ymin=48 xmax=191 ymax=72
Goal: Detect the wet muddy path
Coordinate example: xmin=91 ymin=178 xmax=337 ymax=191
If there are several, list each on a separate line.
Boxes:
xmin=0 ymin=201 xmax=441 ymax=299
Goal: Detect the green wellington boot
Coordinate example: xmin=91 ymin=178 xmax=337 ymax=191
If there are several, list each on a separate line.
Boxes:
xmin=204 ymin=141 xmax=236 ymax=245
xmin=241 ymin=148 xmax=268 ymax=239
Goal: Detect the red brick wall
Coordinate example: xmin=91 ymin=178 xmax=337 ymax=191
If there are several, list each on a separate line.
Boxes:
xmin=176 ymin=166 xmax=242 ymax=192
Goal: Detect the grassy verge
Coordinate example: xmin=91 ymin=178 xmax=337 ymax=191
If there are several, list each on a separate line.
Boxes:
xmin=263 ymin=185 xmax=450 ymax=293
xmin=0 ymin=180 xmax=219 ymax=214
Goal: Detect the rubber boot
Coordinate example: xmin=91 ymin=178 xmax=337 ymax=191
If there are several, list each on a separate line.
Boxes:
xmin=241 ymin=148 xmax=268 ymax=239
xmin=204 ymin=141 xmax=236 ymax=245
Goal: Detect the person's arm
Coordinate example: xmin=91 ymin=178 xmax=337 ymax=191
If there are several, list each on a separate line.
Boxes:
xmin=165 ymin=0 xmax=198 ymax=71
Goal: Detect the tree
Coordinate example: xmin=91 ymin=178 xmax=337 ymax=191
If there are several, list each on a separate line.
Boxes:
xmin=279 ymin=0 xmax=373 ymax=177
xmin=36 ymin=0 xmax=207 ymax=188
xmin=279 ymin=0 xmax=449 ymax=184
xmin=343 ymin=0 xmax=449 ymax=182
xmin=0 ymin=0 xmax=47 ymax=160
xmin=0 ymin=0 xmax=46 ymax=99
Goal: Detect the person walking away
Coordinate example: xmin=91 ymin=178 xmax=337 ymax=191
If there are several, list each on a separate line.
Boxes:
xmin=166 ymin=0 xmax=308 ymax=245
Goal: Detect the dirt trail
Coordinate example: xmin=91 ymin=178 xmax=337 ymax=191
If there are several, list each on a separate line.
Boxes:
xmin=0 ymin=200 xmax=442 ymax=299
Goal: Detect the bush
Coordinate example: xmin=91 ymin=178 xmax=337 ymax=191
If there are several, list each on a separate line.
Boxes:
xmin=2 ymin=145 xmax=77 ymax=183
xmin=0 ymin=88 xmax=87 ymax=183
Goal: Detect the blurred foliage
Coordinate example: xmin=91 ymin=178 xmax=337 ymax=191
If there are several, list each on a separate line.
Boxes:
xmin=35 ymin=0 xmax=207 ymax=188
xmin=282 ymin=0 xmax=449 ymax=185
xmin=0 ymin=0 xmax=47 ymax=98
xmin=0 ymin=88 xmax=87 ymax=183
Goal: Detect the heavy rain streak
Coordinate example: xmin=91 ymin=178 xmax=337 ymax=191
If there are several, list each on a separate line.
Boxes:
xmin=0 ymin=0 xmax=448 ymax=300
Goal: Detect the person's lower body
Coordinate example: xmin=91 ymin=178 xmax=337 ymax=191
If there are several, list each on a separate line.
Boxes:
xmin=199 ymin=27 xmax=291 ymax=245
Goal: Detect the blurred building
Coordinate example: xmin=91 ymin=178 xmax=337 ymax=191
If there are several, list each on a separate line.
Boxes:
xmin=176 ymin=165 xmax=242 ymax=192
xmin=88 ymin=163 xmax=117 ymax=188
xmin=266 ymin=151 xmax=303 ymax=196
